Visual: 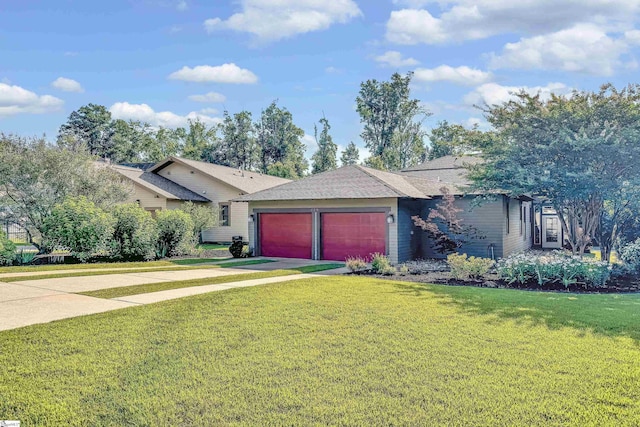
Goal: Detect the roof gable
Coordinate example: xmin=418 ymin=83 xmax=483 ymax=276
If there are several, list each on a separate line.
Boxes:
xmin=112 ymin=165 xmax=210 ymax=202
xmin=150 ymin=157 xmax=290 ymax=194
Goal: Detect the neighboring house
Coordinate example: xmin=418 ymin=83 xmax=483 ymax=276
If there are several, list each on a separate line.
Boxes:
xmin=111 ymin=158 xmax=290 ymax=243
xmin=146 ymin=157 xmax=290 ymax=243
xmin=236 ymin=156 xmax=533 ymax=263
xmin=112 ymin=165 xmax=211 ymax=216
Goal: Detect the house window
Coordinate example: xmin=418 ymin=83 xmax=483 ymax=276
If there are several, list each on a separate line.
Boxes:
xmin=219 ymin=203 xmax=230 ymax=226
xmin=506 ymin=200 xmax=510 ymax=234
xmin=519 ymin=201 xmax=523 ymax=236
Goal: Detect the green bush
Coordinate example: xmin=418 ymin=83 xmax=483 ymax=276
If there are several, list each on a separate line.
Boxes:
xmin=619 ymin=239 xmax=640 ymax=273
xmin=15 ymin=248 xmax=36 ymax=265
xmin=110 ymin=204 xmax=158 ymax=261
xmin=371 ymin=253 xmax=395 ymax=275
xmin=155 ymin=210 xmax=194 ymax=257
xmin=447 ymin=253 xmax=494 ymax=280
xmin=41 ymin=196 xmax=115 ymax=262
xmin=346 ymin=256 xmax=368 ymax=273
xmin=0 ymin=231 xmax=16 ymax=265
xmin=179 ymin=202 xmax=218 ymax=243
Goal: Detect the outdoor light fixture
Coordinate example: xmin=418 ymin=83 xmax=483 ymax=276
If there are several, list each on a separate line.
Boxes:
xmin=248 ymin=214 xmax=254 ymax=223
xmin=386 ymin=214 xmax=395 ymax=224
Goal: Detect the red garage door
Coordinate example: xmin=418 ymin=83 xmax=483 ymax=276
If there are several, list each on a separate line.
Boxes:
xmin=321 ymin=213 xmax=386 ymax=261
xmin=260 ymin=213 xmax=312 ymax=259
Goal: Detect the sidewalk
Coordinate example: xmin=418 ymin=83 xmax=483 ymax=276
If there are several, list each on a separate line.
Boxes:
xmin=0 ymin=261 xmax=347 ymax=331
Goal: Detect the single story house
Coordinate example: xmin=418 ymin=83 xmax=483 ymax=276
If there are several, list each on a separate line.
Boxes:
xmin=111 ymin=157 xmax=290 ymax=243
xmin=236 ymin=156 xmax=533 ymax=264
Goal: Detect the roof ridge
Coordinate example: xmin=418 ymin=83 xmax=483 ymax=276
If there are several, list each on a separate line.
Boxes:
xmin=354 ymin=165 xmax=422 ymax=197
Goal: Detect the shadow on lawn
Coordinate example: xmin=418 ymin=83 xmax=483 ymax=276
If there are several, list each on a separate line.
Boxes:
xmin=391 ymin=281 xmax=640 ymax=343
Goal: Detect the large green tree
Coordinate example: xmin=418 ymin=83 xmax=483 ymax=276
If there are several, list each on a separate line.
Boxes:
xmin=427 ymin=120 xmax=483 ymax=160
xmin=0 ymin=134 xmax=131 ymax=251
xmin=218 ymin=110 xmax=258 ymax=170
xmin=356 ymin=72 xmax=429 ymax=170
xmin=255 ymin=101 xmax=308 ymax=179
xmin=178 ymin=119 xmax=220 ymax=162
xmin=340 ymin=141 xmax=360 ymax=166
xmin=311 ymin=117 xmax=338 ymax=174
xmin=57 ymin=103 xmax=115 ymax=158
xmin=470 ymin=84 xmax=640 ymax=257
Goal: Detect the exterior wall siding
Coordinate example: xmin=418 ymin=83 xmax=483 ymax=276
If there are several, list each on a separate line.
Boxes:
xmin=502 ymin=198 xmax=533 ymax=256
xmin=156 ymin=162 xmax=249 ymax=243
xmin=419 ymin=196 xmax=506 ymax=260
xmin=397 ymin=199 xmax=422 ymax=263
xmin=130 ymin=184 xmax=167 ymax=212
xmin=247 ymin=198 xmax=400 ymax=263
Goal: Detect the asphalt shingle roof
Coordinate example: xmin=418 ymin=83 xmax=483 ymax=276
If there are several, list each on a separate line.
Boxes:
xmin=399 ymin=155 xmax=483 ymax=186
xmin=236 ymin=165 xmax=436 ymax=202
xmin=151 ymin=157 xmax=291 ymax=194
xmin=112 ymin=165 xmax=210 ymax=202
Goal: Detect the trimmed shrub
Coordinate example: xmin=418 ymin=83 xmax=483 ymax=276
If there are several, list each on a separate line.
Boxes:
xmin=110 ymin=204 xmax=158 ymax=260
xmin=155 ymin=210 xmax=194 ymax=257
xmin=346 ymin=256 xmax=368 ymax=273
xmin=619 ymin=239 xmax=640 ymax=273
xmin=0 ymin=231 xmax=16 ymax=266
xmin=41 ymin=196 xmax=115 ymax=262
xmin=371 ymin=253 xmax=395 ymax=275
xmin=447 ymin=253 xmax=494 ymax=280
xmin=496 ymin=251 xmax=610 ymax=288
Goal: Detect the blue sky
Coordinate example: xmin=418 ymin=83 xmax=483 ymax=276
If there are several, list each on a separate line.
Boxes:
xmin=2 ymin=0 xmax=640 ymax=162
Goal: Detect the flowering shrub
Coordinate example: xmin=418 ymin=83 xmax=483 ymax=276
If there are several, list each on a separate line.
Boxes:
xmin=619 ymin=239 xmax=640 ymax=273
xmin=447 ymin=253 xmax=494 ymax=280
xmin=496 ymin=251 xmax=610 ymax=288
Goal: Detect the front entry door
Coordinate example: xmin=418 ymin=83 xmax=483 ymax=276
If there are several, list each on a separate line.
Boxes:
xmin=541 ymin=216 xmax=563 ymax=249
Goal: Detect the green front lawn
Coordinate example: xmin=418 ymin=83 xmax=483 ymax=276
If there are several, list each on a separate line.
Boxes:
xmin=1 ymin=277 xmax=639 ymax=425
xmin=197 ymin=243 xmax=229 ymax=250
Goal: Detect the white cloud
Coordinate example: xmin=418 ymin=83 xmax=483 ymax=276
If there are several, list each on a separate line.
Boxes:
xmin=188 ymin=91 xmax=226 ymax=103
xmin=625 ymin=29 xmax=640 ymax=44
xmin=0 ymin=83 xmax=64 ymax=116
xmin=204 ymin=0 xmax=362 ymax=42
xmin=168 ymin=63 xmax=258 ymax=84
xmin=386 ymin=1 xmax=640 ymax=45
xmin=414 ymin=65 xmax=492 ymax=86
xmin=463 ymin=82 xmax=569 ymax=106
xmin=109 ymin=102 xmax=221 ymax=128
xmin=374 ymin=51 xmax=419 ymax=67
xmin=176 ymin=0 xmax=187 ymax=11
xmin=199 ymin=108 xmax=219 ymax=115
xmin=325 ymin=66 xmax=343 ymax=74
xmin=490 ymin=24 xmax=628 ymax=75
xmin=51 ymin=77 xmax=84 ymax=93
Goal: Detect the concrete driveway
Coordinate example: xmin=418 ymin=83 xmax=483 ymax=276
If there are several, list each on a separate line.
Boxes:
xmin=0 ymin=258 xmax=346 ymax=332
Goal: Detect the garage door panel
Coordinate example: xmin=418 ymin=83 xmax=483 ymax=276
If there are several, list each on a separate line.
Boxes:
xmin=321 ymin=213 xmax=386 ymax=261
xmin=260 ymin=213 xmax=312 ymax=259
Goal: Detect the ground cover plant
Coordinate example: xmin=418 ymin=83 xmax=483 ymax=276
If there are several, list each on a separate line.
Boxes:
xmin=1 ymin=276 xmax=638 ymax=425
xmin=79 ymin=264 xmax=343 ymax=299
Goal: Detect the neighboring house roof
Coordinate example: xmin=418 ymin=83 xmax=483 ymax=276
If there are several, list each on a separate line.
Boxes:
xmin=399 ymin=155 xmax=483 ymax=186
xmin=118 ymin=162 xmax=157 ymax=171
xmin=149 ymin=157 xmax=291 ymax=194
xmin=112 ymin=165 xmax=210 ymax=202
xmin=235 ymin=165 xmax=433 ymax=202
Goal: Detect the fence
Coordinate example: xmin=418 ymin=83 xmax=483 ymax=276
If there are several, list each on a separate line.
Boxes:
xmin=3 ymin=221 xmax=29 ymax=244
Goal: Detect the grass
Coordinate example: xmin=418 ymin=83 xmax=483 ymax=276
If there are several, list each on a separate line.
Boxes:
xmin=1 ymin=276 xmax=638 ymax=425
xmin=0 ymin=258 xmax=274 ymax=278
xmin=78 ymin=263 xmax=342 ymax=299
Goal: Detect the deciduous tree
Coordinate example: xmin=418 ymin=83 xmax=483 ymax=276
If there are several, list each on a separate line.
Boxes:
xmin=340 ymin=141 xmax=360 ymax=166
xmin=311 ymin=117 xmax=338 ymax=174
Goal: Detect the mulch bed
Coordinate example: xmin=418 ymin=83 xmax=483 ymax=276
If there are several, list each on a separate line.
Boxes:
xmin=350 ymin=271 xmax=640 ymax=294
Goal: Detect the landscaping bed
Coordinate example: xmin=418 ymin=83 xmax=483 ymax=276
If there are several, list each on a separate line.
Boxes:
xmin=347 ymin=252 xmax=640 ymax=294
